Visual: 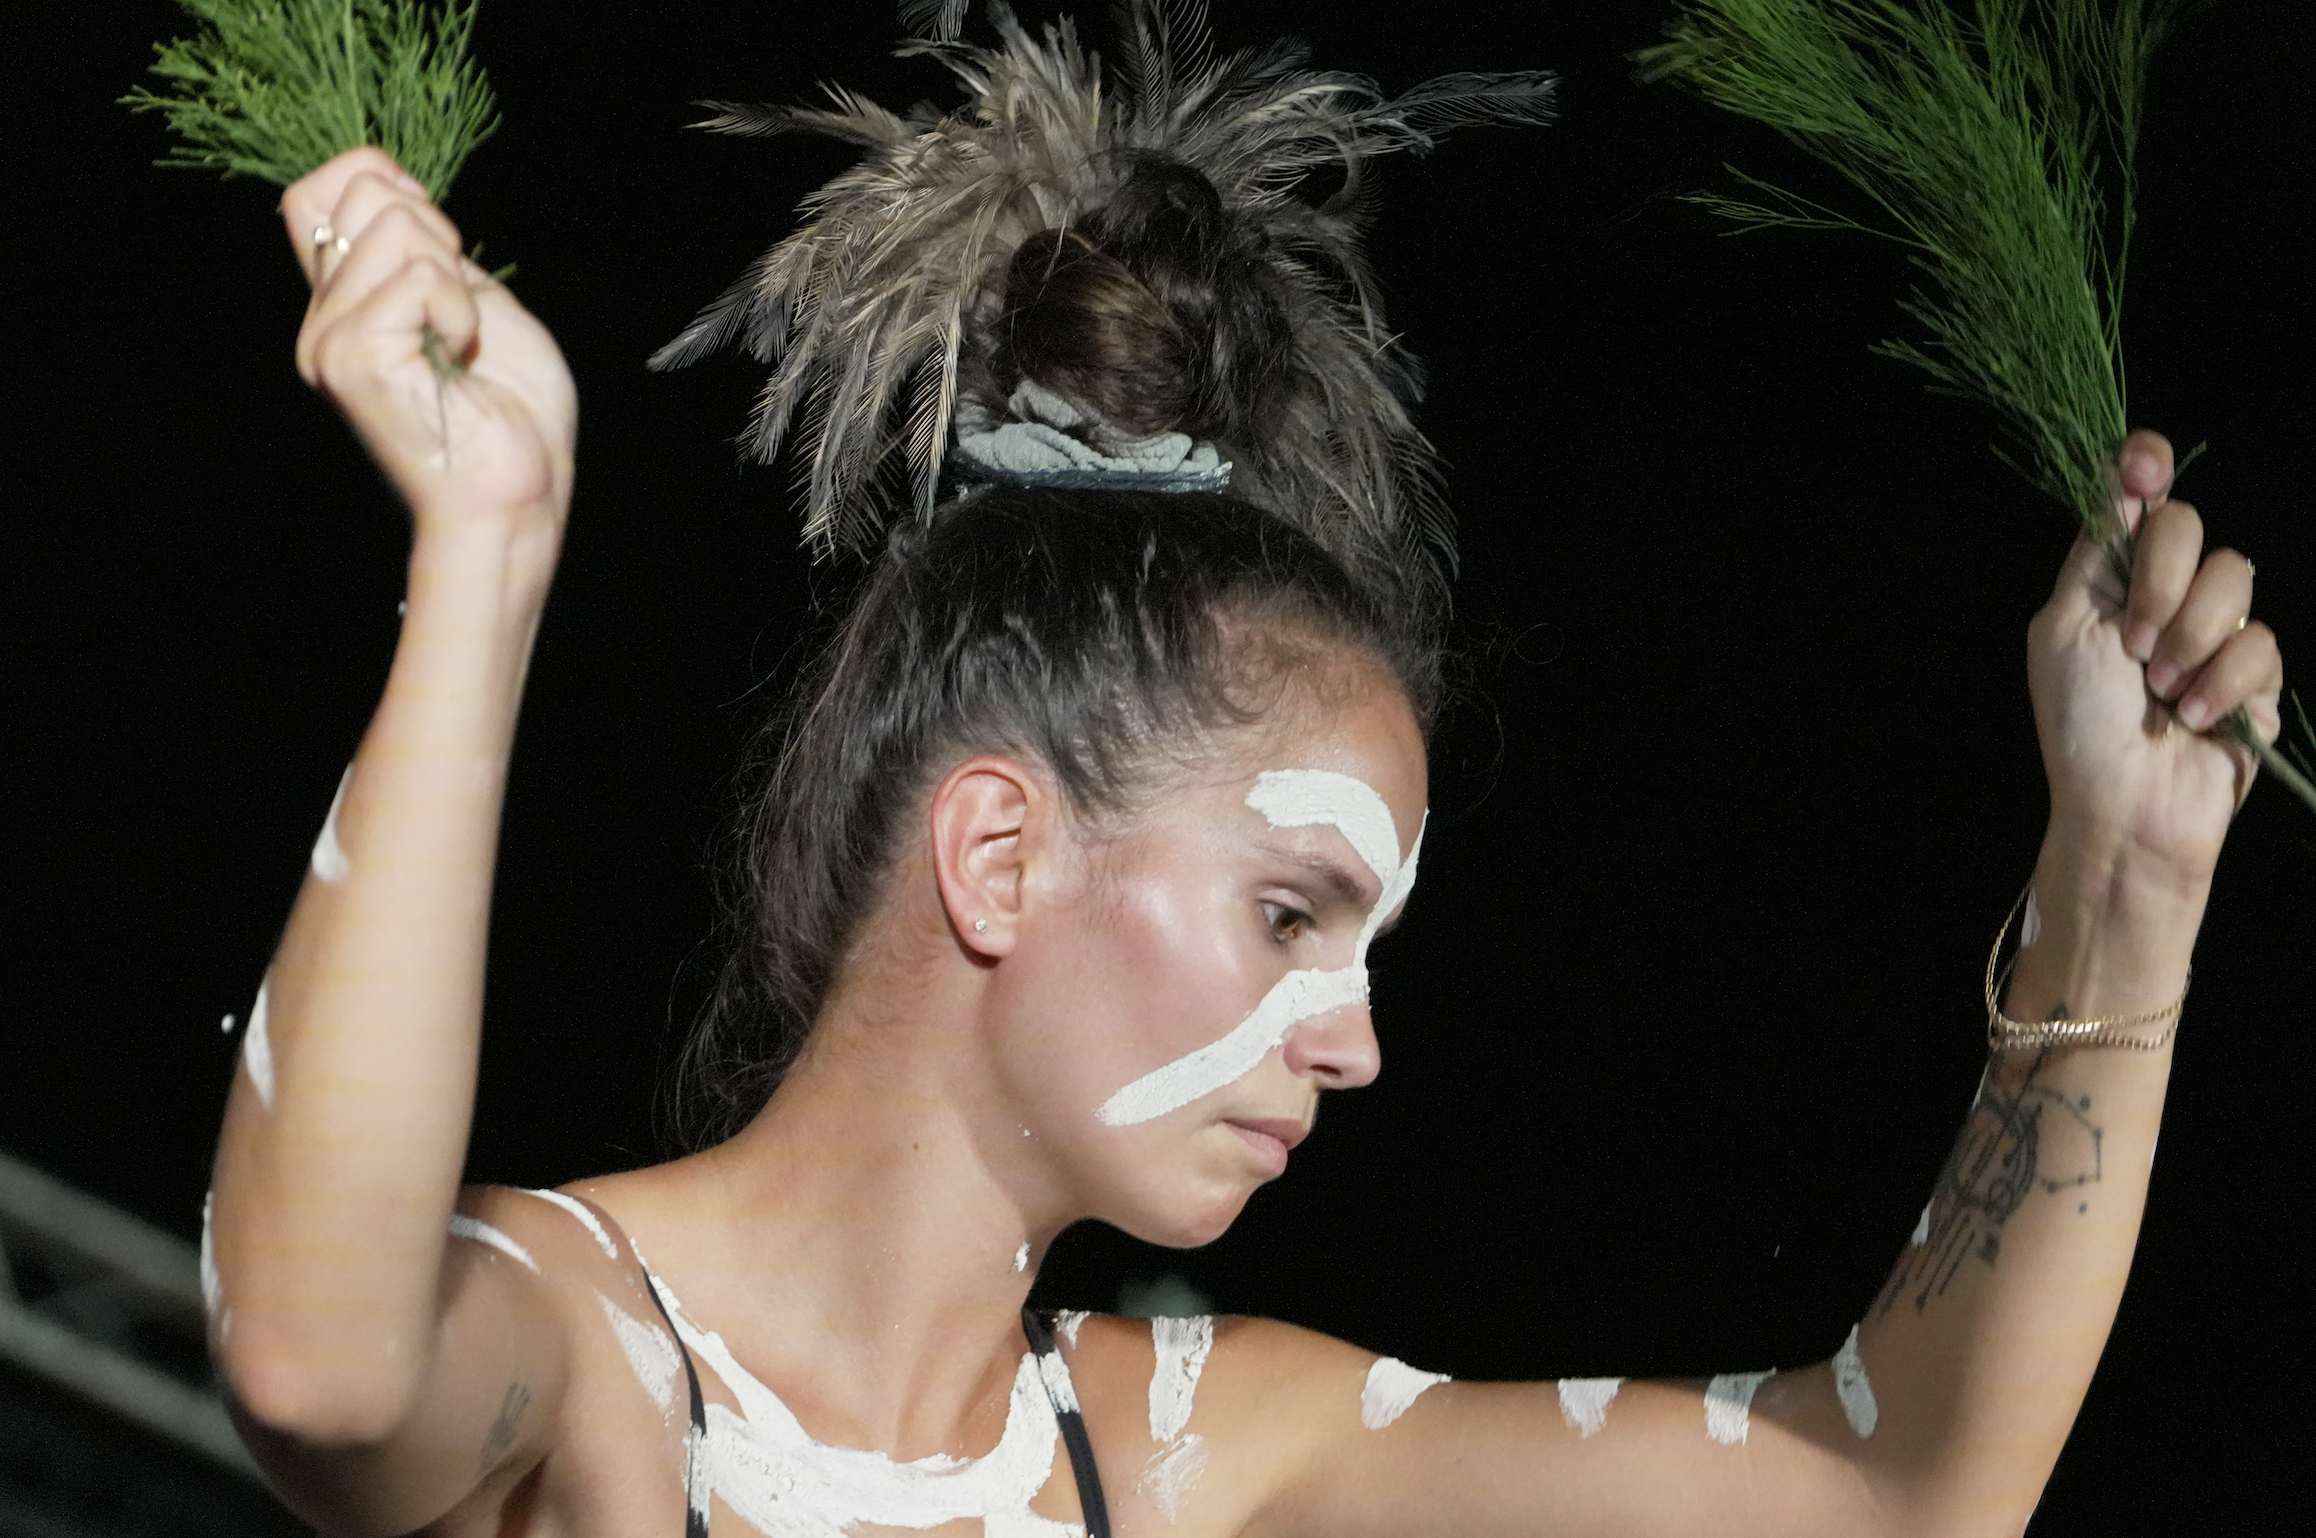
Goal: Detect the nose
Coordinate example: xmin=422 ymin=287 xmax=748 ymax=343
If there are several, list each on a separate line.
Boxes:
xmin=1282 ymin=1001 xmax=1380 ymax=1090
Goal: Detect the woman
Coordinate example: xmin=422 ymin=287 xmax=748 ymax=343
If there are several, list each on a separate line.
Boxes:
xmin=205 ymin=88 xmax=2282 ymax=1538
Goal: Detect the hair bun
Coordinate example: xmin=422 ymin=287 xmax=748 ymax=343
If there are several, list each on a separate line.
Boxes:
xmin=997 ymin=155 xmax=1288 ymax=444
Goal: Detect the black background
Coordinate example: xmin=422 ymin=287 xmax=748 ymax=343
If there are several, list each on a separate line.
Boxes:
xmin=6 ymin=2 xmax=2311 ymax=1531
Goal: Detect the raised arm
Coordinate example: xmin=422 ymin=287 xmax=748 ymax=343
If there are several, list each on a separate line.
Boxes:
xmin=204 ymin=147 xmax=578 ymax=1533
xmin=1243 ymin=432 xmax=2282 ymax=1538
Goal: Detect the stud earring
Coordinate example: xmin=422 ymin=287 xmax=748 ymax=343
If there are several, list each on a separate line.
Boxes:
xmin=974 ymin=918 xmax=989 ymax=933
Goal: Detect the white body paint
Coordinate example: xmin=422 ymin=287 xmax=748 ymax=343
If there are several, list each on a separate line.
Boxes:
xmin=199 ymin=1191 xmax=222 ymax=1318
xmin=1360 ymin=1357 xmax=1449 ymax=1431
xmin=1056 ymin=1311 xmax=1089 ymax=1348
xmin=1137 ymin=1433 xmax=1207 ymax=1522
xmin=1097 ymin=771 xmax=1423 ymax=1126
xmin=522 ymin=1187 xmax=620 ymax=1259
xmin=1013 ymin=1242 xmax=1030 ymax=1275
xmin=597 ymin=1290 xmax=684 ymax=1415
xmin=1911 ymin=1202 xmax=1932 ymax=1247
xmin=1556 ymin=1377 xmax=1622 ymax=1438
xmin=1832 ymin=1325 xmax=1878 ymax=1438
xmin=1138 ymin=1315 xmax=1215 ymax=1520
xmin=243 ymin=979 xmax=275 ymax=1110
xmin=1147 ymin=1315 xmax=1214 ymax=1443
xmin=311 ymin=766 xmax=352 ymax=884
xmin=1703 ymin=1370 xmax=1774 ymax=1445
xmin=448 ymin=1214 xmax=539 ymax=1273
xmin=2021 ymin=888 xmax=2042 ymax=948
xmin=220 ymin=1013 xmax=234 ymax=1034
xmin=651 ymin=1274 xmax=1082 ymax=1538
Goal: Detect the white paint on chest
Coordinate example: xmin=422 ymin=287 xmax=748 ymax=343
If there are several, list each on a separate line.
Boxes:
xmin=1138 ymin=1315 xmax=1215 ymax=1520
xmin=1055 ymin=1311 xmax=1089 ymax=1348
xmin=1832 ymin=1325 xmax=1878 ymax=1438
xmin=1096 ymin=770 xmax=1423 ymax=1126
xmin=1703 ymin=1370 xmax=1774 ymax=1445
xmin=311 ymin=765 xmax=353 ymax=883
xmin=1360 ymin=1357 xmax=1449 ymax=1430
xmin=1137 ymin=1433 xmax=1207 ymax=1522
xmin=1556 ymin=1377 xmax=1621 ymax=1437
xmin=598 ymin=1290 xmax=684 ymax=1415
xmin=651 ymin=1274 xmax=1082 ymax=1538
xmin=242 ymin=978 xmax=275 ymax=1110
xmin=448 ymin=1214 xmax=539 ymax=1273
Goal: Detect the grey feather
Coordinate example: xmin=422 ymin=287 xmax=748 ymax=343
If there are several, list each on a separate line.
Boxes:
xmin=652 ymin=0 xmax=1556 ymax=599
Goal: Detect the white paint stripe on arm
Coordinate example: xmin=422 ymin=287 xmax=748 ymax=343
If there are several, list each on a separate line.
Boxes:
xmin=311 ymin=765 xmax=353 ymax=883
xmin=449 ymin=1214 xmax=540 ymax=1273
xmin=1556 ymin=1377 xmax=1622 ymax=1437
xmin=242 ymin=978 xmax=274 ymax=1110
xmin=1360 ymin=1357 xmax=1449 ymax=1431
xmin=596 ymin=1290 xmax=683 ymax=1414
xmin=1832 ymin=1325 xmax=1878 ymax=1438
xmin=1703 ymin=1370 xmax=1774 ymax=1445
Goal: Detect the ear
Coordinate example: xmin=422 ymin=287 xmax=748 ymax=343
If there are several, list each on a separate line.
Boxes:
xmin=928 ymin=756 xmax=1044 ymax=959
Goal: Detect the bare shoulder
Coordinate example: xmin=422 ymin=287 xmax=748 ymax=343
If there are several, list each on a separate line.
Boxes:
xmin=1060 ymin=1313 xmax=1388 ymax=1538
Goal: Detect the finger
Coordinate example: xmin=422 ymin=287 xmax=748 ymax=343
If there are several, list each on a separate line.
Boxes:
xmin=2175 ymin=622 xmax=2282 ymax=739
xmin=2123 ymin=498 xmax=2203 ymax=662
xmin=2145 ymin=547 xmax=2253 ymax=701
xmin=309 ymin=252 xmax=483 ymax=403
xmin=281 ymin=147 xmax=429 ymax=286
xmin=2116 ymin=429 xmax=2175 ymax=512
xmin=312 ymin=173 xmax=464 ymax=298
xmin=298 ymin=203 xmax=472 ymax=385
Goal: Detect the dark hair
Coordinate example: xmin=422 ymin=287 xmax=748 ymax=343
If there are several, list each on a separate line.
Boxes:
xmin=992 ymin=154 xmax=1291 ymax=443
xmin=677 ymin=487 xmax=1439 ymax=1145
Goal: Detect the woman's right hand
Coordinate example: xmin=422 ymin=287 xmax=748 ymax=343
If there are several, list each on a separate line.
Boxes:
xmin=281 ymin=148 xmax=575 ymax=551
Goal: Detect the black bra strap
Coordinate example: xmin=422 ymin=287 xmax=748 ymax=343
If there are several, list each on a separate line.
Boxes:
xmin=641 ymin=1271 xmax=711 ymax=1538
xmin=1023 ymin=1308 xmax=1113 ymax=1538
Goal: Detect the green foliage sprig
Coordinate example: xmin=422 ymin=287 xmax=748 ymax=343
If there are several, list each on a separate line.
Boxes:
xmin=123 ymin=0 xmax=499 ymax=202
xmin=1640 ymin=0 xmax=2315 ymax=818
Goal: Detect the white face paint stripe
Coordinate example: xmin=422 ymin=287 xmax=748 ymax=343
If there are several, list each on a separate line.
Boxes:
xmin=520 ymin=1187 xmax=620 ymax=1260
xmin=1095 ymin=770 xmax=1423 ymax=1127
xmin=1832 ymin=1325 xmax=1878 ymax=1438
xmin=1360 ymin=1357 xmax=1449 ymax=1430
xmin=1147 ymin=1315 xmax=1214 ymax=1444
xmin=1703 ymin=1370 xmax=1774 ymax=1445
xmin=597 ymin=1289 xmax=684 ymax=1414
xmin=242 ymin=978 xmax=275 ymax=1110
xmin=311 ymin=765 xmax=352 ymax=884
xmin=448 ymin=1214 xmax=540 ymax=1273
xmin=1556 ymin=1377 xmax=1622 ymax=1438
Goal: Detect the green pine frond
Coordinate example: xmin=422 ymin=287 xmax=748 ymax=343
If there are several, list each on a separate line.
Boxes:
xmin=122 ymin=0 xmax=499 ymax=202
xmin=1637 ymin=0 xmax=2188 ymax=575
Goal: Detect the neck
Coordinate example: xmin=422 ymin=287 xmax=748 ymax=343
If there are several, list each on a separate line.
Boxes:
xmin=626 ymin=984 xmax=1069 ymax=1455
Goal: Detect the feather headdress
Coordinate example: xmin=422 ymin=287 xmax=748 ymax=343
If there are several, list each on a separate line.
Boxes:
xmin=650 ymin=0 xmax=1555 ymax=605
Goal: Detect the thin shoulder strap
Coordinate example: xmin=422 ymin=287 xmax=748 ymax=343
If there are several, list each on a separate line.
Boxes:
xmin=643 ymin=1270 xmax=712 ymax=1538
xmin=1023 ymin=1309 xmax=1113 ymax=1538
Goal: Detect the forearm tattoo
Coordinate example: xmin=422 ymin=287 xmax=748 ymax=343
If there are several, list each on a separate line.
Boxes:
xmin=479 ymin=1379 xmax=532 ymax=1474
xmin=1876 ymin=1043 xmax=2103 ymax=1317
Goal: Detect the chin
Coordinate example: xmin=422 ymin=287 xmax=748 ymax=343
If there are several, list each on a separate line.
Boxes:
xmin=1106 ymin=1170 xmax=1262 ymax=1250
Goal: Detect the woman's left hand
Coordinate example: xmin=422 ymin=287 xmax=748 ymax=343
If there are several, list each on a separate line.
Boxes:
xmin=2027 ymin=429 xmax=2284 ymax=894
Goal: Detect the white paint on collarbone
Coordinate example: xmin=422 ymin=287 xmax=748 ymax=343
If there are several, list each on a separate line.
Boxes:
xmin=1360 ymin=1357 xmax=1449 ymax=1431
xmin=448 ymin=1214 xmax=539 ymax=1273
xmin=1147 ymin=1315 xmax=1213 ymax=1443
xmin=1703 ymin=1370 xmax=1774 ymax=1445
xmin=242 ymin=977 xmax=275 ymax=1110
xmin=521 ymin=1186 xmax=621 ymax=1259
xmin=1096 ymin=770 xmax=1423 ymax=1126
xmin=650 ymin=1273 xmax=1081 ymax=1538
xmin=1556 ymin=1377 xmax=1622 ymax=1438
xmin=597 ymin=1290 xmax=685 ymax=1416
xmin=1055 ymin=1311 xmax=1090 ymax=1348
xmin=311 ymin=765 xmax=353 ymax=884
xmin=1831 ymin=1325 xmax=1878 ymax=1439
xmin=1139 ymin=1315 xmax=1215 ymax=1522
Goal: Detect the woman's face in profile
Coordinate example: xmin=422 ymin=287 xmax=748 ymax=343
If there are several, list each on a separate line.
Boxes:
xmin=989 ymin=660 xmax=1429 ymax=1248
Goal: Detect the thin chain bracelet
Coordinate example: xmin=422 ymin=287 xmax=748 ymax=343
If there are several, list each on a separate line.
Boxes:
xmin=1983 ymin=886 xmax=2186 ymax=1052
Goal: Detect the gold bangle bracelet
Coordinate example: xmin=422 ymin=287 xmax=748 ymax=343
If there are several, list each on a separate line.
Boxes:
xmin=1983 ymin=886 xmax=2186 ymax=1053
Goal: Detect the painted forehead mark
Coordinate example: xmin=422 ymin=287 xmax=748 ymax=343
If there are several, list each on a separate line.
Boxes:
xmin=1245 ymin=770 xmax=1404 ymax=881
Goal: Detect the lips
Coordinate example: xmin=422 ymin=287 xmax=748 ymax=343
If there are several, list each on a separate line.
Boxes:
xmin=1224 ymin=1116 xmax=1309 ymax=1174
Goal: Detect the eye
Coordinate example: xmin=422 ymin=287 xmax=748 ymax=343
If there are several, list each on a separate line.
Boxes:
xmin=1261 ymin=901 xmax=1311 ymax=945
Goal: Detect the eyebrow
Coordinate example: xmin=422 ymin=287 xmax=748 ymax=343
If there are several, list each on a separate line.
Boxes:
xmin=1279 ymin=849 xmax=1382 ymax=912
